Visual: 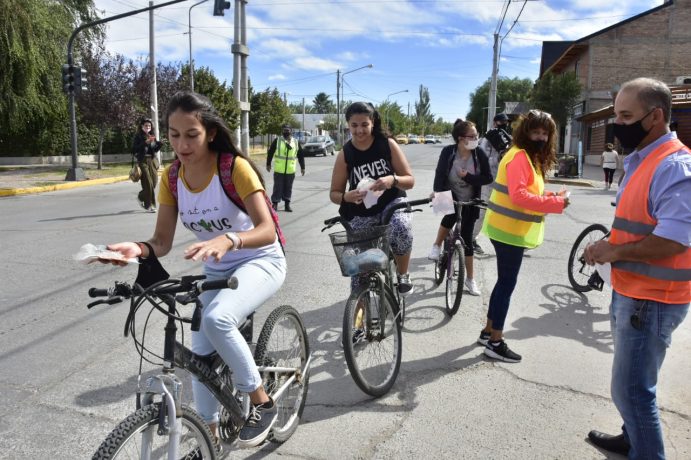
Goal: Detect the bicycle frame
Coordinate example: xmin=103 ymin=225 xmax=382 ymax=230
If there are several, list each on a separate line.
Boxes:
xmin=443 ymin=204 xmax=466 ymax=278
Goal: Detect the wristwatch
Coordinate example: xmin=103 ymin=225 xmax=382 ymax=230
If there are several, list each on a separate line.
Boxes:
xmin=392 ymin=174 xmax=399 ymax=188
xmin=225 ymin=232 xmax=241 ymax=250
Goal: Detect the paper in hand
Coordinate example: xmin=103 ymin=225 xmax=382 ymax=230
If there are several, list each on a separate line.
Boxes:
xmin=595 ymin=263 xmax=611 ymax=287
xmin=432 ymin=191 xmax=454 ymax=216
xmin=73 ymin=243 xmax=139 ymax=265
xmin=357 ymin=177 xmax=384 ymax=209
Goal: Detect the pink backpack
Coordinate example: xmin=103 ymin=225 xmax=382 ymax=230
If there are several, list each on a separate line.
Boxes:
xmin=168 ymin=152 xmax=286 ymax=248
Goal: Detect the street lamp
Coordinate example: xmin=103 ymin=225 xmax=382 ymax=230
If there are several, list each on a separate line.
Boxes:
xmin=383 ymin=89 xmax=408 ymax=131
xmin=188 ymin=0 xmax=209 ymax=92
xmin=336 ymin=64 xmax=373 ymax=145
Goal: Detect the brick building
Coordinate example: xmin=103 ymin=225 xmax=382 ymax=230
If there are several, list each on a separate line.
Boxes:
xmin=539 ymin=0 xmax=691 ymax=163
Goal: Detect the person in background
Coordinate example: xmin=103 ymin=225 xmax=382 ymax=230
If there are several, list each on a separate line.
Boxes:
xmin=473 ymin=112 xmax=512 ymax=254
xmin=585 ymin=77 xmax=690 ymax=460
xmin=104 ymin=91 xmax=285 ymax=449
xmin=601 ymin=142 xmax=619 ymax=190
xmin=480 ymin=109 xmax=569 ymax=362
xmin=329 ymin=101 xmax=416 ymax=295
xmin=132 ymin=117 xmax=162 ymax=212
xmin=266 ymin=125 xmax=305 ymax=212
xmin=428 ymin=119 xmax=492 ymax=296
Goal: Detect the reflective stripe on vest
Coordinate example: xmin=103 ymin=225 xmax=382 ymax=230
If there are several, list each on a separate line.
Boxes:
xmin=482 ymin=146 xmax=546 ymax=248
xmin=273 ymin=138 xmax=298 ymax=174
xmin=609 ymin=138 xmax=691 ymax=303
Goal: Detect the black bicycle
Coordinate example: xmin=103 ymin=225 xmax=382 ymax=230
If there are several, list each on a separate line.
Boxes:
xmin=88 ymin=274 xmax=311 ymax=459
xmin=432 ymin=198 xmax=487 ymax=316
xmin=567 ymin=223 xmax=610 ymax=292
xmin=322 ymin=198 xmax=431 ymax=397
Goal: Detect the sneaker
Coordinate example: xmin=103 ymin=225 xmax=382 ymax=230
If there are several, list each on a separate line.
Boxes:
xmin=340 ymin=328 xmax=366 ymax=348
xmin=427 ymin=244 xmax=441 ymax=261
xmin=472 ymin=239 xmax=484 ymax=255
xmin=137 ymin=197 xmax=146 ymax=210
xmin=397 ymin=273 xmax=414 ymax=296
xmin=465 ymin=278 xmax=481 ymax=296
xmin=477 ymin=330 xmax=491 ymax=346
xmin=237 ymin=399 xmax=278 ymax=448
xmin=148 ymin=205 xmax=157 ymax=213
xmin=484 ymin=340 xmax=522 ymax=363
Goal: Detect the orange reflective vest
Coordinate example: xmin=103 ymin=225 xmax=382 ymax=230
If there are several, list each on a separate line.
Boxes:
xmin=610 ymin=138 xmax=691 ymax=304
xmin=482 ymin=146 xmax=546 ymax=248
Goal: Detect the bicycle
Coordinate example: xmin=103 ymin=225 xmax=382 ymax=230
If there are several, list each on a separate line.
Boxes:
xmin=88 ymin=273 xmax=311 ymax=459
xmin=567 ymin=223 xmax=610 ymax=292
xmin=322 ymin=198 xmax=431 ymax=397
xmin=432 ymin=198 xmax=487 ymax=316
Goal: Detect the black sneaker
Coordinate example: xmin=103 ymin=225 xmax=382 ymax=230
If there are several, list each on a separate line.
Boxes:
xmin=477 ymin=330 xmax=491 ymax=346
xmin=397 ymin=273 xmax=414 ymax=296
xmin=237 ymin=399 xmax=278 ymax=448
xmin=484 ymin=340 xmax=522 ymax=363
xmin=472 ymin=239 xmax=484 ymax=255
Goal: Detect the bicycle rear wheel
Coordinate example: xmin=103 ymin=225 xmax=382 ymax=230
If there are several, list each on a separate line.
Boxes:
xmin=92 ymin=404 xmax=216 ymax=460
xmin=445 ymin=241 xmax=465 ymax=316
xmin=255 ymin=305 xmax=310 ymax=443
xmin=567 ymin=224 xmax=609 ymax=292
xmin=343 ymin=285 xmax=402 ymax=397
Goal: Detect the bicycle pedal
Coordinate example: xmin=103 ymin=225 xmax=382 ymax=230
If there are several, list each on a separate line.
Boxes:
xmin=587 ymin=271 xmax=604 ymax=291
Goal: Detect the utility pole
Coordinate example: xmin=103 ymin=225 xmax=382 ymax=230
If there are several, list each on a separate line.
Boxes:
xmin=487 ymin=32 xmax=499 ymax=133
xmin=232 ymin=0 xmax=250 ymax=153
xmin=302 ymin=97 xmax=305 ymax=133
xmin=149 ymin=2 xmax=160 ymax=168
xmin=336 ymin=69 xmax=341 ymax=145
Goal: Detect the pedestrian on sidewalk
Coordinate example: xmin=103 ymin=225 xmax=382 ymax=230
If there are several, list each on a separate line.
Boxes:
xmin=585 ymin=77 xmax=690 ymax=460
xmin=266 ymin=125 xmax=305 ymax=212
xmin=480 ymin=109 xmax=570 ymax=363
xmin=601 ymin=143 xmax=619 ymax=190
xmin=132 ymin=117 xmax=162 ymax=212
xmin=427 ymin=119 xmax=493 ymax=296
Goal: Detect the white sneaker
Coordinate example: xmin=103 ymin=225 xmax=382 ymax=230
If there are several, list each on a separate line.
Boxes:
xmin=428 ymin=244 xmax=441 ymax=261
xmin=465 ymin=278 xmax=481 ymax=296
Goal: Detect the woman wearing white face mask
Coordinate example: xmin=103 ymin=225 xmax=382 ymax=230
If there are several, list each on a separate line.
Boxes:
xmin=428 ymin=119 xmax=493 ymax=296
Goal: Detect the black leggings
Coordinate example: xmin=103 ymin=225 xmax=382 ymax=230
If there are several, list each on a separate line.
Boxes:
xmin=603 ymin=168 xmax=615 ymax=184
xmin=440 ymin=205 xmax=477 ymax=257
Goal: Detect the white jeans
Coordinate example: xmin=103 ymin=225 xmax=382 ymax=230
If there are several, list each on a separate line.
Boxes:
xmin=191 ymin=254 xmax=286 ymax=423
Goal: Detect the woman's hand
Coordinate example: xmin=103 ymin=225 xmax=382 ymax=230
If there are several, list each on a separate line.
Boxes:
xmin=371 ymin=175 xmax=394 ymax=192
xmin=184 ymin=235 xmax=233 ymax=263
xmin=101 ymin=242 xmax=142 ymax=266
xmin=458 ymin=168 xmax=468 ymax=178
xmin=344 ymin=189 xmax=366 ymax=205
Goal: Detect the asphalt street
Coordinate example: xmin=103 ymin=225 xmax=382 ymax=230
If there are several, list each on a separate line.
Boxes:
xmin=0 ymin=143 xmax=688 ymax=459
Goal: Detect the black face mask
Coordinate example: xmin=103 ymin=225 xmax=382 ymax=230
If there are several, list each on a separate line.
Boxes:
xmin=282 ymin=131 xmax=290 ymax=139
xmin=526 ymin=139 xmax=547 ymax=152
xmin=613 ymin=109 xmax=654 ymax=149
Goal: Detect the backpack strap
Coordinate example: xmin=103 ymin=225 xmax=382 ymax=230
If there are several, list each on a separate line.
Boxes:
xmin=217 ymin=153 xmax=287 ymax=248
xmin=168 ymin=159 xmax=181 ymax=202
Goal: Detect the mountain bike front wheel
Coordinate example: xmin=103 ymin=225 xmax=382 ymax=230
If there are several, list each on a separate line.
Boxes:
xmin=567 ymin=223 xmax=609 ymax=292
xmin=92 ymin=404 xmax=216 ymax=460
xmin=343 ymin=285 xmax=402 ymax=397
xmin=445 ymin=241 xmax=465 ymax=317
xmin=255 ymin=305 xmax=310 ymax=443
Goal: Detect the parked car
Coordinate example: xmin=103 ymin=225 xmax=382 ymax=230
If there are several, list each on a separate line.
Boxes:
xmin=302 ymin=135 xmax=336 ymax=156
xmin=292 ymin=130 xmax=311 ymax=146
xmin=424 ymin=135 xmax=436 ymax=144
xmin=407 ymin=134 xmax=419 ymax=144
xmin=395 ymin=134 xmax=408 ymax=144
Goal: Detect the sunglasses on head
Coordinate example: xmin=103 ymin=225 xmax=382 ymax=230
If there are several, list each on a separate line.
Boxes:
xmin=528 ymin=109 xmax=551 ymax=118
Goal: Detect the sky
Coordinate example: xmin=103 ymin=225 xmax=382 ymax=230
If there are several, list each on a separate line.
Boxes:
xmin=92 ymin=0 xmax=665 ymax=123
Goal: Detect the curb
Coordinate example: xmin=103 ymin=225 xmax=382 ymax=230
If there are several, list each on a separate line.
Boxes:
xmin=0 ymin=175 xmax=130 ymax=197
xmin=546 ymin=178 xmax=595 ymax=187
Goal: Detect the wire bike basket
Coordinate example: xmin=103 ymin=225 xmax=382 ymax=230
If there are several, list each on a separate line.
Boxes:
xmin=329 ymin=225 xmax=390 ymax=277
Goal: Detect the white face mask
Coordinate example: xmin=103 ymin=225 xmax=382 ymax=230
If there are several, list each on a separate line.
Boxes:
xmin=464 ymin=139 xmax=479 ymax=150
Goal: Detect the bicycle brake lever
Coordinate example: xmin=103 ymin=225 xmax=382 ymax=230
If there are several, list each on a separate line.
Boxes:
xmin=87 ymin=300 xmax=105 ymax=309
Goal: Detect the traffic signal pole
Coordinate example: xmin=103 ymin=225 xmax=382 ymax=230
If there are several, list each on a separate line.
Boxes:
xmin=63 ymin=0 xmax=189 ymax=181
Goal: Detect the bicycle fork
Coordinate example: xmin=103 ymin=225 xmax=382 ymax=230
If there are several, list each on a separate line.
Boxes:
xmin=139 ymin=374 xmax=183 ymax=459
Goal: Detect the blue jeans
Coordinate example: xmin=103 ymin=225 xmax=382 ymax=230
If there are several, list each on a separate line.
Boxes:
xmin=487 ymin=239 xmax=525 ymax=331
xmin=610 ymin=291 xmax=688 ymax=460
xmin=191 ymin=254 xmax=286 ymax=423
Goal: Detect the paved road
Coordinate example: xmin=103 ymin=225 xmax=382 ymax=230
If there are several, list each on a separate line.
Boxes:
xmin=0 ymin=144 xmax=688 ymax=459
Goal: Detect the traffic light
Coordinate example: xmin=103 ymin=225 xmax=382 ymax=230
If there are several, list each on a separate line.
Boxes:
xmin=213 ymin=0 xmax=230 ymax=16
xmin=62 ymin=64 xmax=75 ymax=94
xmin=74 ymin=66 xmax=88 ymax=93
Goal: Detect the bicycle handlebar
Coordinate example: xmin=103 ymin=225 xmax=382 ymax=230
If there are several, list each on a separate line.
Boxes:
xmin=322 ymin=196 xmax=432 ymax=231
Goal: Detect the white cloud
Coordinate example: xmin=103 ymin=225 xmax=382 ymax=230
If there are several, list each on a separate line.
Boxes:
xmin=268 ymin=74 xmax=287 ymax=81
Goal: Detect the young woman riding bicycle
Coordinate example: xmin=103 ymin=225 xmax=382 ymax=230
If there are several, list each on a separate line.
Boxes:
xmin=329 ymin=102 xmax=416 ymax=295
xmin=428 ymin=119 xmax=493 ymax=296
xmin=100 ymin=91 xmax=285 ymax=449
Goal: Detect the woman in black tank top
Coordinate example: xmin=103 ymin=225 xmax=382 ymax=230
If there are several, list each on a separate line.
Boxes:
xmin=329 ymin=102 xmax=417 ymax=295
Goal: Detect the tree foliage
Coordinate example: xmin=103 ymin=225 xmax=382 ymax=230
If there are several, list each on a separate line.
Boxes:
xmin=530 ymin=71 xmax=582 ymax=129
xmin=312 ymin=92 xmax=334 ymax=113
xmin=467 ymin=77 xmax=533 ymax=131
xmin=249 ymin=88 xmax=292 ymax=137
xmin=413 ymin=85 xmax=434 ymax=133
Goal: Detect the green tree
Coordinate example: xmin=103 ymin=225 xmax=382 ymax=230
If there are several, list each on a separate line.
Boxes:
xmin=312 ymin=92 xmax=334 ymax=113
xmin=530 ymin=71 xmax=582 ymax=129
xmin=414 ymin=85 xmax=434 ymax=133
xmin=249 ymin=88 xmax=291 ymax=137
xmin=467 ymin=77 xmax=533 ymax=131
xmin=178 ymin=65 xmax=240 ymax=130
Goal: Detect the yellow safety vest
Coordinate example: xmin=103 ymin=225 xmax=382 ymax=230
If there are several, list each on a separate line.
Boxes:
xmin=482 ymin=146 xmax=546 ymax=248
xmin=273 ymin=138 xmax=298 ymax=174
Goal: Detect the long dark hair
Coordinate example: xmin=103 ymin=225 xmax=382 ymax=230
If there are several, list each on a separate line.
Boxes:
xmin=345 ymin=102 xmax=391 ymax=140
xmin=512 ymin=110 xmax=557 ymax=178
xmin=165 ymin=91 xmax=265 ymax=187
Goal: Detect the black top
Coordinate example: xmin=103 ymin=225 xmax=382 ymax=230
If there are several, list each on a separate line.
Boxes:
xmin=339 ymin=136 xmax=406 ymax=219
xmin=433 ymin=144 xmax=493 ymax=217
xmin=132 ymin=131 xmax=162 ymax=162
